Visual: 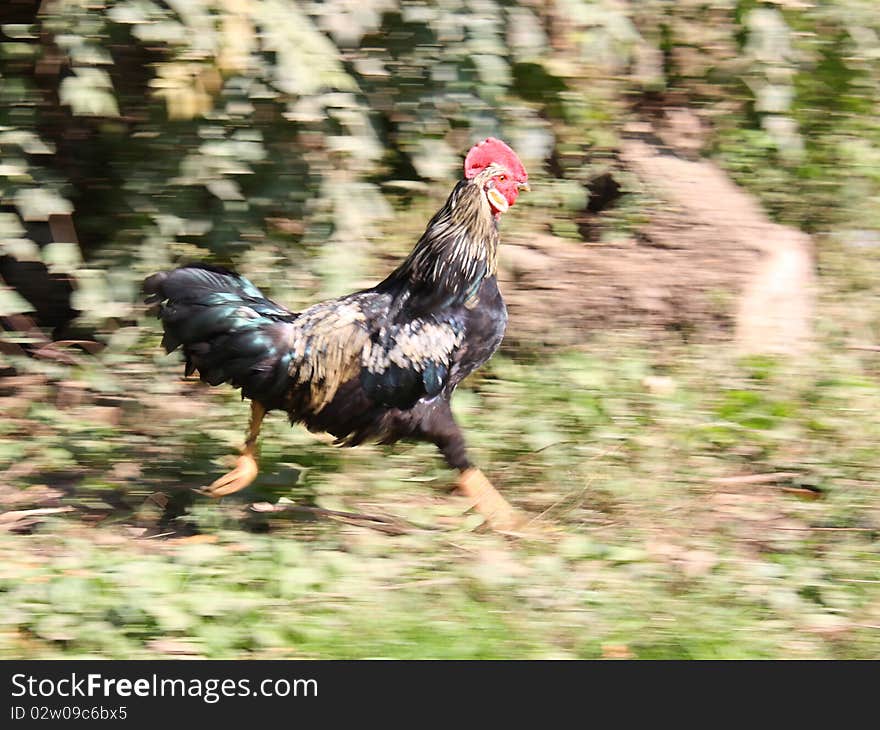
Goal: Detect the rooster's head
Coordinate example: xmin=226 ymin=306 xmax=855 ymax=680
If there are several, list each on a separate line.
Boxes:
xmin=464 ymin=138 xmax=529 ymax=216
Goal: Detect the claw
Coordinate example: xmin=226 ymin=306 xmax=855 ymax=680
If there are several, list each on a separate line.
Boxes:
xmin=204 ymin=453 xmax=259 ymax=497
xmin=456 ymin=468 xmax=524 ymax=532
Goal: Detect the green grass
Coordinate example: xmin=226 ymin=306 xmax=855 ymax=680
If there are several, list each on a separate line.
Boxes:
xmin=1 ymin=321 xmax=878 ymax=659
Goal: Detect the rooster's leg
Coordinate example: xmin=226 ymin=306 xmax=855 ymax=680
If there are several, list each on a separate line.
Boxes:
xmin=425 ymin=403 xmax=523 ymax=530
xmin=204 ymin=401 xmax=265 ymax=497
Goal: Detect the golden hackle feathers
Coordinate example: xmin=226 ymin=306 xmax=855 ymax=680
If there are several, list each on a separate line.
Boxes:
xmin=396 ymin=172 xmax=500 ymax=289
xmin=285 ymin=297 xmax=371 ymax=412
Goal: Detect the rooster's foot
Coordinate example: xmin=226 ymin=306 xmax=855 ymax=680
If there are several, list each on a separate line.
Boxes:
xmin=456 ymin=468 xmax=524 ymax=532
xmin=204 ymin=453 xmax=259 ymax=497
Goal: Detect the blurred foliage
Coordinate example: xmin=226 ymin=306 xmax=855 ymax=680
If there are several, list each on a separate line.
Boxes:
xmin=3 ymin=1 xmax=880 ymax=331
xmin=3 ymin=1 xmax=880 ymax=322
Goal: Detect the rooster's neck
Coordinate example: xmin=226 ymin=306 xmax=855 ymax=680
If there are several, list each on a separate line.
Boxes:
xmin=387 ymin=179 xmax=500 ymax=310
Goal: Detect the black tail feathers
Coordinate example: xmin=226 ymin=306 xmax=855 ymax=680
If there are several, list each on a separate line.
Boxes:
xmin=144 ymin=264 xmax=295 ymax=406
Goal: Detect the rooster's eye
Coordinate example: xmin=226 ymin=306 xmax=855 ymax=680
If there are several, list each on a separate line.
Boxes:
xmin=498 ymin=175 xmax=506 ymax=182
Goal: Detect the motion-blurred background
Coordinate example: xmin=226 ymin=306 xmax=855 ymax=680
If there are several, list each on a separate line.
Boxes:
xmin=1 ymin=0 xmax=878 ymax=658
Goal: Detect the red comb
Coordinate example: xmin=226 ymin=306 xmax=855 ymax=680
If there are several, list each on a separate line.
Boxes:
xmin=464 ymin=137 xmax=528 ymax=182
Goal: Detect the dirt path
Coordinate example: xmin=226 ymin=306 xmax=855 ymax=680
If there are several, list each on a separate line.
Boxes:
xmin=621 ymin=138 xmax=815 ymax=355
xmin=500 ymin=136 xmax=814 ymax=355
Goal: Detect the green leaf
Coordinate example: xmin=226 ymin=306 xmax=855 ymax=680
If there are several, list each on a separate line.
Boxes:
xmin=42 ymin=241 xmax=82 ymax=273
xmin=14 ymin=188 xmax=73 ymax=221
xmin=0 ymin=238 xmax=41 ymax=262
xmin=59 ymin=69 xmax=120 ymax=118
xmin=0 ymin=283 xmax=34 ymax=316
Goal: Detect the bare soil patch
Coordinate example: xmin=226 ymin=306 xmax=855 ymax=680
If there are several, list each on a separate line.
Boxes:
xmin=501 ymin=135 xmax=814 ymax=354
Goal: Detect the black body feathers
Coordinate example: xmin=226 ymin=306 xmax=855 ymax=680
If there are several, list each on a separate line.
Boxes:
xmin=144 ymin=265 xmax=296 ymax=407
xmin=145 ymin=173 xmax=509 ymax=471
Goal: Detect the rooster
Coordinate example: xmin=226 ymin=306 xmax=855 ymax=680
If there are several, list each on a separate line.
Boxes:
xmin=144 ymin=138 xmax=528 ymax=529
